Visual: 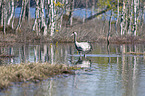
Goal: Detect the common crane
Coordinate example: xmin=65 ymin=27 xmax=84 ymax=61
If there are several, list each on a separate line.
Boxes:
xmin=71 ymin=31 xmax=92 ymax=57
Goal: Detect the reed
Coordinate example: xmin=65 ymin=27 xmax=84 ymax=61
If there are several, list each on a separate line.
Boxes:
xmin=0 ymin=62 xmax=76 ymax=90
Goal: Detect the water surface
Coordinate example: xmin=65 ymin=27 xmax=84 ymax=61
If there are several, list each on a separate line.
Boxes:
xmin=0 ymin=43 xmax=145 ymax=96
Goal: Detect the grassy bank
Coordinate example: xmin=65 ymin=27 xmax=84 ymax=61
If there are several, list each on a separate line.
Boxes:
xmin=0 ymin=63 xmax=78 ymax=90
xmin=1 ymin=18 xmax=145 ymax=44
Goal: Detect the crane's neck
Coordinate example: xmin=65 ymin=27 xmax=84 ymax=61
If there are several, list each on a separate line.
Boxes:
xmin=74 ymin=33 xmax=77 ymax=43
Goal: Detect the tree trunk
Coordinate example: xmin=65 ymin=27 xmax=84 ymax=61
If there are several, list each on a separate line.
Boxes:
xmin=107 ymin=10 xmax=113 ymax=45
xmin=32 ymin=0 xmax=40 ymax=35
xmin=2 ymin=0 xmax=6 ymax=34
xmin=40 ymin=0 xmax=47 ymax=36
xmin=50 ymin=0 xmax=55 ymax=36
xmin=85 ymin=0 xmax=88 ymax=19
xmin=91 ymin=0 xmax=95 ymax=16
xmin=133 ymin=0 xmax=138 ymax=36
xmin=45 ymin=0 xmax=50 ymax=25
xmin=127 ymin=0 xmax=132 ymax=35
xmin=140 ymin=5 xmax=144 ymax=29
xmin=115 ymin=0 xmax=119 ymax=35
xmin=102 ymin=13 xmax=107 ymax=35
xmin=25 ymin=0 xmax=30 ymax=21
xmin=120 ymin=1 xmax=126 ymax=35
xmin=16 ymin=0 xmax=25 ymax=32
xmin=68 ymin=0 xmax=74 ymax=26
xmin=0 ymin=1 xmax=3 ymax=26
xmin=7 ymin=0 xmax=14 ymax=28
xmin=60 ymin=0 xmax=65 ymax=30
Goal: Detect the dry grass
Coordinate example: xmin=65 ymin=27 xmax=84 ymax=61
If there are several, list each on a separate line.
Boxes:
xmin=0 ymin=63 xmax=78 ymax=90
xmin=1 ymin=17 xmax=145 ymax=44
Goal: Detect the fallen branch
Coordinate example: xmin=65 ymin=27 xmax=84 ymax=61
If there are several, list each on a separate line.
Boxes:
xmin=85 ymin=6 xmax=110 ymax=22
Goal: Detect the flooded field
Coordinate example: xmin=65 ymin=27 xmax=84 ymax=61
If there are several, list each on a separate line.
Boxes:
xmin=0 ymin=43 xmax=145 ymax=96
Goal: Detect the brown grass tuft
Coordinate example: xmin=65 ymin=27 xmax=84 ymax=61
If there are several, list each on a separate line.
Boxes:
xmin=0 ymin=63 xmax=76 ymax=90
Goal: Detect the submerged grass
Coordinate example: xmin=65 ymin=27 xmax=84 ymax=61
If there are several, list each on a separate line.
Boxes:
xmin=0 ymin=62 xmax=76 ymax=90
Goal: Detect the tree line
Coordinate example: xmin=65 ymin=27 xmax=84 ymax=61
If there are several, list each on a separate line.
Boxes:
xmin=0 ymin=0 xmax=144 ymax=38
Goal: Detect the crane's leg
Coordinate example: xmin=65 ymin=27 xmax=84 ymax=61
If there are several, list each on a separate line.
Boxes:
xmin=79 ymin=51 xmax=82 ymax=57
xmin=84 ymin=54 xmax=86 ymax=58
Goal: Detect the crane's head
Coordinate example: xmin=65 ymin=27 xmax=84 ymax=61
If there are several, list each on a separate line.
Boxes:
xmin=71 ymin=31 xmax=77 ymax=36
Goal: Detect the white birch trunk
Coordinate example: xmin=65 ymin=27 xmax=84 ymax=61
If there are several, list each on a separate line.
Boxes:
xmin=7 ymin=0 xmax=14 ymax=27
xmin=40 ymin=0 xmax=47 ymax=36
xmin=120 ymin=1 xmax=126 ymax=35
xmin=50 ymin=0 xmax=55 ymax=36
xmin=16 ymin=0 xmax=25 ymax=32
xmin=11 ymin=0 xmax=17 ymax=29
xmin=32 ymin=0 xmax=39 ymax=35
xmin=133 ymin=0 xmax=138 ymax=36
xmin=91 ymin=0 xmax=95 ymax=16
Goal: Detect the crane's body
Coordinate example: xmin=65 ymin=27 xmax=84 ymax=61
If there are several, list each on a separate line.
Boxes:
xmin=75 ymin=41 xmax=91 ymax=52
xmin=72 ymin=32 xmax=92 ymax=56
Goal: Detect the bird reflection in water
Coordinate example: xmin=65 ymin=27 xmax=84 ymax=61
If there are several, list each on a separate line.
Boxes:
xmin=74 ymin=57 xmax=92 ymax=68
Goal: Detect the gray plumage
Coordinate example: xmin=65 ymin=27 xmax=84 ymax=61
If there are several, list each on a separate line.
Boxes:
xmin=71 ymin=32 xmax=92 ymax=56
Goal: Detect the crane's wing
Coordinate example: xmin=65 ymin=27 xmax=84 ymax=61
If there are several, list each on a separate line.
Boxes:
xmin=75 ymin=42 xmax=91 ymax=51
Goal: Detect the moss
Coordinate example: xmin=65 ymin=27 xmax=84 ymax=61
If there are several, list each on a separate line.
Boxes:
xmin=0 ymin=63 xmax=79 ymax=90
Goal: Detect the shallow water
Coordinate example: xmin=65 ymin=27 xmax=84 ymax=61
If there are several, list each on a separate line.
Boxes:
xmin=0 ymin=43 xmax=145 ymax=96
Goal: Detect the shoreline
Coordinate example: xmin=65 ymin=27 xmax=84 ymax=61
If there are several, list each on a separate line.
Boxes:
xmin=1 ymin=33 xmax=145 ymax=45
xmin=0 ymin=63 xmax=79 ymax=91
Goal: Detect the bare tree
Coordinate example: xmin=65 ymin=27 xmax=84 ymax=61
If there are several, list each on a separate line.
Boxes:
xmin=67 ymin=0 xmax=74 ymax=26
xmin=40 ymin=0 xmax=47 ymax=36
xmin=2 ymin=0 xmax=6 ymax=34
xmin=120 ymin=0 xmax=126 ymax=35
xmin=16 ymin=0 xmax=26 ymax=32
xmin=49 ymin=0 xmax=55 ymax=36
xmin=7 ymin=0 xmax=15 ymax=28
xmin=107 ymin=9 xmax=113 ymax=45
xmin=133 ymin=0 xmax=139 ymax=36
xmin=33 ymin=0 xmax=47 ymax=36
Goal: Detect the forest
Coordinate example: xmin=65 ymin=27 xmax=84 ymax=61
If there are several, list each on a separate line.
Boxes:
xmin=0 ymin=0 xmax=145 ymax=43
